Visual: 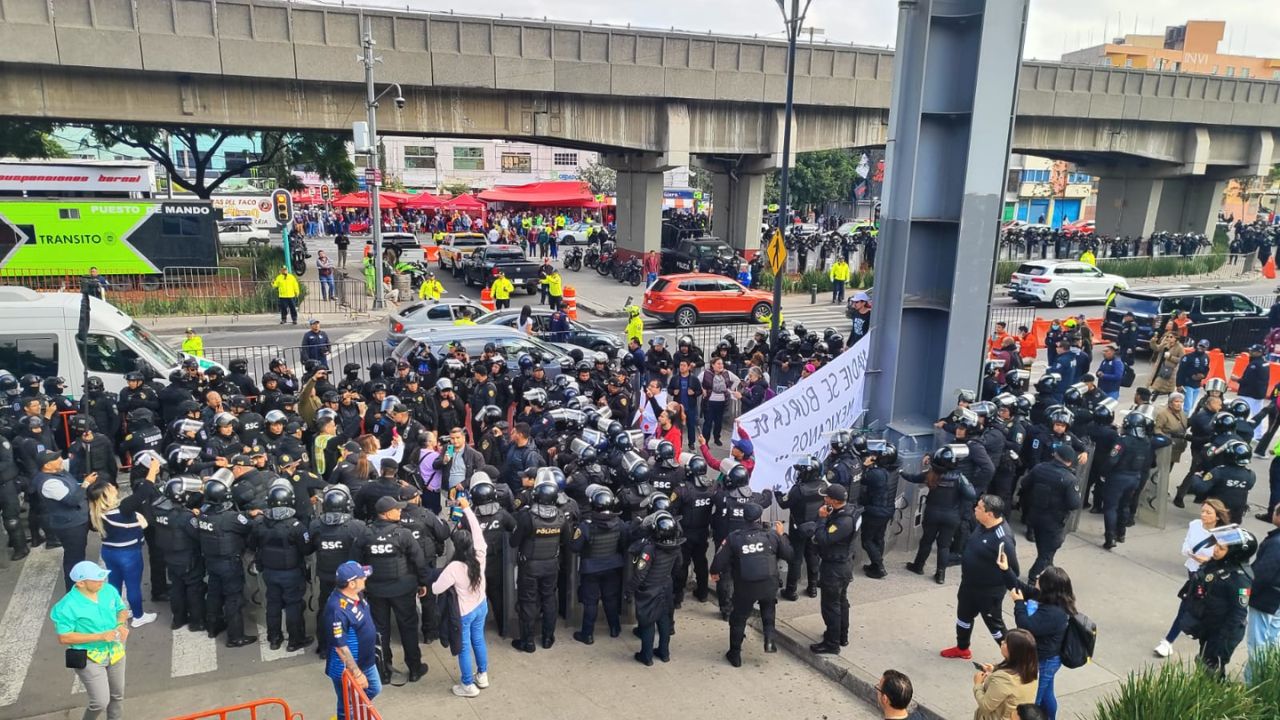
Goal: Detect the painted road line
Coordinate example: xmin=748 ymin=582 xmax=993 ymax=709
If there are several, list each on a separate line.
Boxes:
xmin=172 ymin=625 xmax=220 ymax=678
xmin=327 ymin=328 xmax=378 ymax=368
xmin=258 ymin=622 xmax=305 ymax=662
xmin=0 ymin=549 xmax=64 ymax=706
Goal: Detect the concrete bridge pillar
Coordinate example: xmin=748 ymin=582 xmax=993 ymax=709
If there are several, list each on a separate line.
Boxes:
xmin=709 ymin=172 xmax=768 ymax=259
xmin=612 ymin=169 xmax=665 ymax=258
xmin=1096 ymin=176 xmax=1227 ymax=239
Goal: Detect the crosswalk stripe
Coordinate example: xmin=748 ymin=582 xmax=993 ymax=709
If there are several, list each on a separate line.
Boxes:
xmin=257 ymin=622 xmax=305 ymax=662
xmin=172 ymin=625 xmax=219 ymax=678
xmin=0 ymin=549 xmax=63 ymax=707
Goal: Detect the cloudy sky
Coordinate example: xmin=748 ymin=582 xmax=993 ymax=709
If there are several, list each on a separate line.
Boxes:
xmin=340 ymin=0 xmax=1279 ymax=61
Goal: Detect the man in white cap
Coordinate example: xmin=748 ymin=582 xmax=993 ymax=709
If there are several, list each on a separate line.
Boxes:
xmin=849 ymin=291 xmax=872 ymax=346
xmin=51 ymin=561 xmax=129 ymax=720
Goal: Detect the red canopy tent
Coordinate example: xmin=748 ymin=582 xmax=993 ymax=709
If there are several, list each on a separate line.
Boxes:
xmin=477 ymin=181 xmax=594 ymax=207
xmin=327 ymin=190 xmax=396 ymax=207
xmin=291 ymin=188 xmax=323 ymax=205
xmin=445 ymin=194 xmax=487 ymax=212
xmin=401 ymin=192 xmax=448 ymax=209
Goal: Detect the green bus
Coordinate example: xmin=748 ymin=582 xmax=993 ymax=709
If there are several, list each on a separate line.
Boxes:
xmin=0 ymin=198 xmax=217 ymax=282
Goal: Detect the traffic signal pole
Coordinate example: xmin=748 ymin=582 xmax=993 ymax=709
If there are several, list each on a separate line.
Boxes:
xmin=362 ymin=17 xmax=385 ymax=311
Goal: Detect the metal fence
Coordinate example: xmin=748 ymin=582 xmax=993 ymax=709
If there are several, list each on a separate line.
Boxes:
xmin=204 ymin=339 xmax=389 ymax=380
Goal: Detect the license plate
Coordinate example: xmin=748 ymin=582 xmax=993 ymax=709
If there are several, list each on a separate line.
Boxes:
xmin=512 ymin=278 xmax=524 ymax=284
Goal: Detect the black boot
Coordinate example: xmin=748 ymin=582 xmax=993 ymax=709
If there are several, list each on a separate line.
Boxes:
xmin=934 ymin=568 xmax=946 ymax=585
xmin=780 ymin=587 xmax=799 ymax=601
xmin=1103 ymin=536 xmax=1116 ymax=551
xmin=804 ymin=584 xmax=818 ymax=598
xmin=905 ymin=562 xmax=924 ymax=575
xmin=864 ymin=565 xmax=887 ymax=579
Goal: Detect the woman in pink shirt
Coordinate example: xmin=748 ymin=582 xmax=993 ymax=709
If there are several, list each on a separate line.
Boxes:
xmin=431 ymin=499 xmax=489 ymax=698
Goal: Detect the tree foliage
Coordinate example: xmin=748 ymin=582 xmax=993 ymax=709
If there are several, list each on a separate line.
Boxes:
xmin=786 ymin=149 xmax=859 ymax=208
xmin=0 ymin=121 xmax=69 ymax=159
xmin=578 ymin=159 xmax=617 ymax=195
xmin=439 ymin=180 xmax=473 ymax=197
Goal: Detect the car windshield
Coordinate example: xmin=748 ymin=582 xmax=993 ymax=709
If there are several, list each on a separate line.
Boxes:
xmin=1014 ymin=264 xmax=1047 ymax=276
xmin=1113 ymin=294 xmax=1159 ymax=315
xmin=121 ymin=322 xmax=183 ymax=367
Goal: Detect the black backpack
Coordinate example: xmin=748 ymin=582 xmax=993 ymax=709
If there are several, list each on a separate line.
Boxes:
xmin=1060 ymin=611 xmax=1097 ymax=669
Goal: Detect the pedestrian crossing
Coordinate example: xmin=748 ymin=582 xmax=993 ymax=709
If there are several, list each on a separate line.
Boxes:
xmin=0 ymin=546 xmax=314 ymax=718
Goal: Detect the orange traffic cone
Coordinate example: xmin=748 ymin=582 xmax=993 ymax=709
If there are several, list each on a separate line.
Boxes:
xmin=1265 ymin=256 xmax=1276 ymax=280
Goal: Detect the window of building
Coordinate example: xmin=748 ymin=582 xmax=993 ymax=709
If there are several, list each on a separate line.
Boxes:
xmin=223 ymin=151 xmax=255 ymax=176
xmin=553 ymin=152 xmax=579 ymax=167
xmin=454 ymin=146 xmax=485 ymax=171
xmin=501 ymin=153 xmax=532 ymax=174
xmin=404 ymin=146 xmax=436 ymax=170
xmin=1226 ymin=67 xmax=1236 ymax=76
xmin=58 ymin=208 xmax=81 ymax=220
xmin=1124 ymin=59 xmax=1133 ymax=68
xmin=1173 ymin=62 xmax=1181 ymax=72
xmin=173 ymin=150 xmax=194 ymax=171
xmin=1211 ymin=65 xmax=1219 ymax=75
xmin=1066 ymin=172 xmax=1092 ymax=184
xmin=1241 ymin=68 xmax=1250 ymax=78
xmin=1020 ymin=169 xmax=1050 ymax=183
xmin=1273 ymin=70 xmax=1280 ymax=81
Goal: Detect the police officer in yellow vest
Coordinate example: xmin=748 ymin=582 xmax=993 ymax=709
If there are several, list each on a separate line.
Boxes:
xmin=829 ymin=257 xmax=851 ymax=305
xmin=625 ymin=305 xmax=643 ymax=346
xmin=182 ymin=328 xmax=204 ymax=358
xmin=540 ymin=269 xmax=564 ymax=311
xmin=418 ymin=272 xmax=444 ymax=301
xmin=491 ymin=270 xmax=515 ymax=310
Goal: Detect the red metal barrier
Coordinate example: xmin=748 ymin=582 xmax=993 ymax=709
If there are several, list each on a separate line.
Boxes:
xmin=167 ymin=697 xmax=303 ymax=720
xmin=342 ymin=669 xmax=384 ymax=720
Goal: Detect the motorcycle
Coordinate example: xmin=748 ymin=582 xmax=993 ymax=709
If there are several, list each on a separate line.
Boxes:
xmin=622 ymin=257 xmax=643 ymax=286
xmin=583 ymin=243 xmax=600 ymax=269
xmin=290 ymin=236 xmax=311 ymax=276
xmin=596 ymin=242 xmax=618 ymax=277
xmin=563 ymin=246 xmax=584 ymax=271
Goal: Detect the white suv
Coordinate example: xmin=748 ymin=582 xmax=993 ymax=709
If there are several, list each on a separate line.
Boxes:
xmin=1007 ymin=260 xmax=1127 ymax=308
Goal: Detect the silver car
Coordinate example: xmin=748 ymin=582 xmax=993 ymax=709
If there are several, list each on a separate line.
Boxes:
xmin=474 ymin=308 xmax=623 ymax=357
xmin=385 ymin=297 xmax=488 ymax=348
xmin=390 ymin=325 xmax=575 ymax=376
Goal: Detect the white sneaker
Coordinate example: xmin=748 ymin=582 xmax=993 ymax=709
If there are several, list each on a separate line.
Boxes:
xmin=1154 ymin=639 xmax=1172 ymax=658
xmin=474 ymin=672 xmax=489 ymax=689
xmin=130 ymin=612 xmax=157 ymax=628
xmin=452 ymin=683 xmax=480 ymax=698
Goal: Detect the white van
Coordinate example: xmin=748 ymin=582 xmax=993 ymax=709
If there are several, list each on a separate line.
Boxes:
xmin=0 ymin=287 xmax=223 ymax=397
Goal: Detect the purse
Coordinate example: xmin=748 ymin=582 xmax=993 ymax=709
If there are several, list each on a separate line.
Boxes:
xmin=65 ymin=648 xmax=88 ymax=670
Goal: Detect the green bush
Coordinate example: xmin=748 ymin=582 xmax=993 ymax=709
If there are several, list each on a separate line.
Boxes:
xmin=757 ymin=268 xmax=873 ymax=294
xmin=1094 ymin=660 xmax=1260 ymax=720
xmin=219 ymin=245 xmax=286 ymax=281
xmin=1248 ymin=645 xmax=1280 ymax=715
xmin=113 ymin=282 xmax=306 ymax=318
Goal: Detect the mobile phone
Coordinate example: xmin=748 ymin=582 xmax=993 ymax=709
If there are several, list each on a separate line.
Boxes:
xmin=972 ymin=661 xmax=985 ymax=671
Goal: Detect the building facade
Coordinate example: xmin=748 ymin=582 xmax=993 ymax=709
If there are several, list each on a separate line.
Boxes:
xmin=1062 ymin=20 xmax=1280 ymax=80
xmin=1003 ymin=155 xmax=1096 ymax=226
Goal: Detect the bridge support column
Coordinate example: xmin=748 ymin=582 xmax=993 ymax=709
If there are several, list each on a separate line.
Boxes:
xmin=1097 ymin=176 xmax=1228 ymax=239
xmin=710 ymin=172 xmax=767 ymax=259
xmin=613 ymin=169 xmax=665 ymax=259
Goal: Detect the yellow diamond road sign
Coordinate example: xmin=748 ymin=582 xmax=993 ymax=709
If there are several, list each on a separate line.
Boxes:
xmin=766 ymin=230 xmax=787 ymax=274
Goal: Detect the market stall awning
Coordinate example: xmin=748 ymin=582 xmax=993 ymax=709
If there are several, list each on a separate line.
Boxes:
xmin=477 ymin=181 xmax=594 ymax=207
xmin=402 ymin=192 xmax=448 ymax=209
xmin=445 ymin=193 xmax=487 ymax=211
xmin=331 ymin=191 xmax=409 ymax=209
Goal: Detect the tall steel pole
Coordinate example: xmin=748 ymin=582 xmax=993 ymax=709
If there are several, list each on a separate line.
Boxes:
xmin=362 ymin=16 xmax=385 ymax=310
xmin=770 ymin=0 xmax=804 ymax=355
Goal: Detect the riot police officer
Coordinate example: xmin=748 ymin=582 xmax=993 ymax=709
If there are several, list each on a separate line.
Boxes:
xmin=79 ymin=376 xmax=119 ymax=443
xmin=0 ymin=428 xmax=28 ymax=560
xmin=308 ymin=485 xmax=369 ymax=656
xmin=469 ymin=473 xmax=516 ymax=630
xmin=809 ymin=484 xmax=858 ymax=654
xmin=1190 ymin=440 xmax=1256 ymax=524
xmin=398 ymin=485 xmax=450 ymax=643
xmin=858 ymin=441 xmax=899 ymax=579
xmin=711 ymin=463 xmax=772 ymax=619
xmin=510 ymin=478 xmax=568 ymax=652
xmin=628 ymin=510 xmax=683 ymax=666
xmin=1186 ymin=528 xmax=1257 ymax=676
xmin=781 ymin=455 xmax=825 ymax=600
xmin=153 ymin=476 xmax=205 ymax=631
xmin=673 ymin=456 xmax=714 ymax=605
xmin=1020 ymin=444 xmax=1082 ymax=581
xmin=825 ymin=430 xmax=862 ymax=494
xmin=571 ymin=485 xmax=628 ymax=644
xmin=361 ymin=495 xmax=431 ymax=683
xmin=250 ymin=480 xmax=314 ymax=652
xmin=117 ymin=371 xmax=160 ymax=418
xmin=711 ymin=502 xmax=791 ymax=667
xmin=1102 ymin=411 xmax=1154 ymax=549
xmin=904 ymin=445 xmax=977 ymax=584
xmin=647 ymin=440 xmax=683 ymax=497
xmin=197 ymin=474 xmax=257 ymax=647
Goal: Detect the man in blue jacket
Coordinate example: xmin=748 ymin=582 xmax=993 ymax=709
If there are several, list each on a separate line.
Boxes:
xmin=1096 ymin=345 xmax=1126 ymax=401
xmin=1233 ymin=344 xmax=1271 ymax=441
xmin=1178 ymin=339 xmax=1211 ymax=410
xmin=1248 ymin=502 xmax=1280 ymax=682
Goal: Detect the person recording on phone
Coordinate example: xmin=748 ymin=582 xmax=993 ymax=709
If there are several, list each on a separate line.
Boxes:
xmin=940 ymin=495 xmax=1019 ymax=661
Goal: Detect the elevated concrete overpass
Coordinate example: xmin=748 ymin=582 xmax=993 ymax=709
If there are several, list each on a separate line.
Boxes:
xmin=1 ymin=0 xmax=1278 ymax=248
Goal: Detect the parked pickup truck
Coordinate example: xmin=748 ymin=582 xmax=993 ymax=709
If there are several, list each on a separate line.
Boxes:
xmin=661 ymin=237 xmax=740 ymax=275
xmin=461 ymin=244 xmax=543 ymax=294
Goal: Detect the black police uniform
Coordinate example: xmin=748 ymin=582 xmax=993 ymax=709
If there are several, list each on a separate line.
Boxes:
xmin=308 ymin=514 xmax=370 ymax=654
xmin=904 ymin=470 xmax=975 ymax=580
xmin=399 ymin=502 xmax=450 ymax=642
xmin=812 ymin=503 xmax=857 ymax=649
xmin=954 ymin=520 xmax=1019 ymax=651
xmin=117 ymin=384 xmax=160 ymax=417
xmin=825 ymin=450 xmax=860 ymax=494
xmin=473 ymin=498 xmax=517 ymax=630
xmin=627 ymin=535 xmax=683 ymax=663
xmin=990 ymin=418 xmax=1028 ymax=509
xmin=782 ymin=477 xmax=824 ymax=597
xmin=80 ymin=390 xmax=120 ymax=442
xmin=361 ymin=516 xmax=431 ymax=676
xmin=196 ymin=503 xmax=255 ymax=644
xmin=1191 ymin=465 xmax=1256 ymax=525
xmin=710 ymin=518 xmax=792 ymax=660
xmin=1102 ymin=435 xmax=1152 ymax=545
xmin=510 ymin=502 xmax=568 ymax=649
xmin=153 ymin=498 xmax=205 ymax=630
xmin=1020 ymin=459 xmax=1082 ymax=580
xmin=571 ymin=511 xmax=628 ymax=640
xmin=858 ymin=463 xmax=897 ymax=576
xmin=250 ymin=511 xmax=313 ymax=648
xmin=1083 ymin=421 xmax=1119 ymax=510
xmin=0 ymin=436 xmax=28 ymax=558
xmin=1186 ymin=556 xmax=1252 ymax=675
xmin=710 ymin=484 xmax=773 ymax=617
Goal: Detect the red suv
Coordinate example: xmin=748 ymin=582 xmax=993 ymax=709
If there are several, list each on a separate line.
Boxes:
xmin=642 ymin=273 xmax=773 ymax=327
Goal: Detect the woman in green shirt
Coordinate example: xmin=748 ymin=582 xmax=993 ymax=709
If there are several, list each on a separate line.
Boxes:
xmin=51 ymin=561 xmax=130 ymax=720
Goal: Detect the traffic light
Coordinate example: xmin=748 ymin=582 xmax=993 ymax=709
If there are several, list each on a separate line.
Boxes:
xmin=320 ymin=184 xmax=333 ymax=202
xmin=272 ymin=189 xmax=292 ymax=224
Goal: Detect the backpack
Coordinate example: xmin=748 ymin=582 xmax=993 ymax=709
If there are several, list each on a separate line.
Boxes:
xmin=763 ymin=387 xmax=777 ymax=401
xmin=1060 ymin=611 xmax=1098 ymax=669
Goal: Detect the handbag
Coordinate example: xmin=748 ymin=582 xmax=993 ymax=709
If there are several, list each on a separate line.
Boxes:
xmin=1156 ymin=357 xmax=1174 ymax=381
xmin=1121 ymin=365 xmax=1136 ymax=388
xmin=65 ymin=648 xmax=88 ymax=669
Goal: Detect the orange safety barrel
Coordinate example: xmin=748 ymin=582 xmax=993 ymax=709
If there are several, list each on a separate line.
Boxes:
xmin=1031 ymin=318 xmax=1051 ymax=348
xmin=1086 ymin=317 xmax=1103 ymax=338
xmin=1206 ymin=349 xmax=1227 ymax=382
xmin=1228 ymin=352 xmax=1249 ymax=392
xmin=480 ymin=288 xmax=496 ymax=312
xmin=563 ymin=285 xmax=578 ymax=321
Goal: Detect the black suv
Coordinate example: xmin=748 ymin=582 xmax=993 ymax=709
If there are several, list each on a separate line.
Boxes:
xmin=1102 ymin=286 xmax=1263 ymax=347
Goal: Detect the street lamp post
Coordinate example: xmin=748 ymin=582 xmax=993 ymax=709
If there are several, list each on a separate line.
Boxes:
xmin=770 ymin=0 xmax=811 ymax=356
xmin=359 ymin=17 xmax=404 ymax=311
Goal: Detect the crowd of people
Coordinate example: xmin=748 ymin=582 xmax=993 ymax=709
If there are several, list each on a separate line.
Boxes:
xmin=12 ymin=289 xmax=1280 ymax=718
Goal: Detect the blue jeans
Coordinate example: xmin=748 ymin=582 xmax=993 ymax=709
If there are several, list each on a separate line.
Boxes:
xmin=1183 ymin=386 xmax=1201 ymax=413
xmin=319 ymin=274 xmax=335 ymax=300
xmin=332 ymin=664 xmax=382 ymax=720
xmin=831 ymin=279 xmax=845 ymax=303
xmin=647 ymin=272 xmax=657 ymax=287
xmin=1247 ymin=607 xmax=1280 ymax=682
xmin=1036 ymin=655 xmax=1062 ymax=719
xmin=1105 ymin=390 xmax=1120 ymax=401
xmin=100 ymin=544 xmax=145 ymax=619
xmin=701 ymin=399 xmax=726 ymax=441
xmin=457 ymin=601 xmax=489 ymax=686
